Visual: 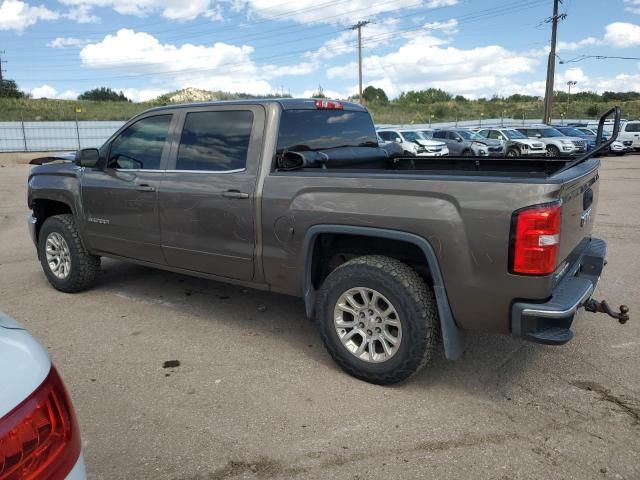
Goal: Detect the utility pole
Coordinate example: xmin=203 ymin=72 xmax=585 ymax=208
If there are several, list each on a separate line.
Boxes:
xmin=0 ymin=51 xmax=6 ymax=82
xmin=542 ymin=0 xmax=565 ymax=124
xmin=350 ymin=21 xmax=371 ymax=104
xmin=567 ymin=80 xmax=577 ymax=119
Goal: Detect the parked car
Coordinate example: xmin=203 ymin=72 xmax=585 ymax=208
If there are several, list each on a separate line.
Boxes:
xmin=476 ymin=128 xmax=546 ymax=157
xmin=27 ymin=99 xmax=624 ymax=384
xmin=586 ymin=119 xmax=640 ymax=150
xmin=515 ymin=126 xmax=585 ymax=157
xmin=576 ymin=126 xmax=634 ymax=155
xmin=377 ymin=128 xmax=449 ymax=157
xmin=575 ymin=127 xmax=630 ymax=155
xmin=431 ymin=129 xmax=498 ymax=156
xmin=554 ymin=126 xmax=598 ymax=152
xmin=0 ymin=311 xmax=86 ymax=479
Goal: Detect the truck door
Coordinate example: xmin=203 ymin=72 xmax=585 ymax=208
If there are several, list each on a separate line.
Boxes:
xmin=158 ymin=105 xmax=264 ymax=281
xmin=80 ymin=113 xmax=175 ymax=264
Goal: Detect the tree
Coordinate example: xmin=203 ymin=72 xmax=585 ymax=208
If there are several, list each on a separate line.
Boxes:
xmin=586 ymin=105 xmax=600 ymax=117
xmin=0 ymin=79 xmax=27 ymax=99
xmin=78 ymin=87 xmax=130 ymax=102
xmin=454 ymin=95 xmax=468 ymax=102
xmin=311 ymin=85 xmax=326 ymax=98
xmin=362 ymin=86 xmax=389 ymax=104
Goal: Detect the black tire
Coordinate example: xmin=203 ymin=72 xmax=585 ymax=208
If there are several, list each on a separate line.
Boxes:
xmin=38 ymin=214 xmax=100 ymax=293
xmin=316 ymin=255 xmax=438 ymax=385
xmin=506 ymin=148 xmax=520 ymax=157
xmin=546 ymin=145 xmax=560 ymax=157
xmin=403 ymin=150 xmax=416 ymax=157
xmin=462 ymin=149 xmax=473 ymax=157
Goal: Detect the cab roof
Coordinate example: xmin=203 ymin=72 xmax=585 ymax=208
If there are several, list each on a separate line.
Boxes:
xmin=142 ymin=98 xmax=368 ymax=114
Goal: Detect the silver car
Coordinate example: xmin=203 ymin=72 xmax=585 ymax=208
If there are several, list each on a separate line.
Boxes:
xmin=431 ymin=129 xmax=502 ymax=156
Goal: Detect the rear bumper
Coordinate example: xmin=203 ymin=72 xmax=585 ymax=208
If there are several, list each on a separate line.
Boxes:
xmin=511 ymin=237 xmax=606 ymax=345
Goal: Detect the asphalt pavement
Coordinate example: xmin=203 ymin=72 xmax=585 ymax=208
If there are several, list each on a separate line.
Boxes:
xmin=0 ymin=153 xmax=638 ymax=480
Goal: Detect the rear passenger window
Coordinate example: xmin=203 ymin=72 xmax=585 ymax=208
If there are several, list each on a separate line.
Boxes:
xmin=432 ymin=131 xmax=445 ymax=139
xmin=176 ymin=110 xmax=253 ymax=171
xmin=625 ymin=123 xmax=640 ymax=132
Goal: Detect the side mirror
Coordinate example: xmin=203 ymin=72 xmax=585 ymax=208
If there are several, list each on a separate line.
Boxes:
xmin=75 ymin=148 xmax=100 ymax=168
xmin=394 ymin=137 xmax=402 ymax=143
xmin=456 ymin=137 xmax=463 ymax=142
xmin=535 ymin=133 xmax=542 ymax=138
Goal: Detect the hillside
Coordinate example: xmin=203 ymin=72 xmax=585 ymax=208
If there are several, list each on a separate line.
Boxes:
xmin=1 ymin=88 xmax=639 ymax=124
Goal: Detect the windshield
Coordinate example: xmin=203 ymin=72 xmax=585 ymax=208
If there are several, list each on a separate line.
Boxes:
xmin=401 ymin=131 xmax=428 ymax=141
xmin=276 ymin=109 xmax=377 ymax=152
xmin=457 ymin=130 xmax=484 ymax=141
xmin=418 ymin=130 xmax=435 ymax=139
xmin=504 ymin=129 xmax=528 ymax=139
xmin=540 ymin=128 xmax=564 ymax=138
xmin=558 ymin=127 xmax=587 ymax=137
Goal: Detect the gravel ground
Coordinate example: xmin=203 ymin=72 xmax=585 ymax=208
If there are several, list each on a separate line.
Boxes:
xmin=0 ymin=153 xmax=638 ymax=480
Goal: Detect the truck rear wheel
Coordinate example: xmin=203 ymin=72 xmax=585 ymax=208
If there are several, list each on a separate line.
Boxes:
xmin=38 ymin=214 xmax=100 ymax=293
xmin=316 ymin=255 xmax=438 ymax=384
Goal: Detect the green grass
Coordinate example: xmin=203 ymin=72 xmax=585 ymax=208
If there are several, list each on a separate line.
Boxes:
xmin=2 ymin=97 xmax=639 ymax=123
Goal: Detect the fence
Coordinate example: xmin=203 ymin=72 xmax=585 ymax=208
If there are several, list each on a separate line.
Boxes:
xmin=0 ymin=117 xmax=592 ymax=153
xmin=0 ymin=121 xmax=125 ymax=152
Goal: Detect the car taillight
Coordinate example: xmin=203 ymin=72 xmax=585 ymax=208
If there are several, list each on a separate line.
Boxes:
xmin=315 ymin=99 xmax=344 ymax=110
xmin=0 ymin=367 xmax=81 ymax=480
xmin=510 ymin=202 xmax=561 ymax=275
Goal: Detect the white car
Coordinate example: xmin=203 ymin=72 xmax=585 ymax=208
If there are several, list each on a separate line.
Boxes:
xmin=377 ymin=129 xmax=449 ymax=157
xmin=586 ymin=119 xmax=640 ymax=151
xmin=577 ymin=127 xmax=631 ymax=155
xmin=477 ymin=128 xmax=546 ymax=157
xmin=0 ymin=312 xmax=87 ymax=480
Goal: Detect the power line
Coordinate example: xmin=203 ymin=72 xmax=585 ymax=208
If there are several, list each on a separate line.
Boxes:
xmin=9 ymin=0 xmax=549 ymax=83
xmin=559 ymin=54 xmax=640 ymax=64
xmin=11 ymin=0 xmax=542 ymax=72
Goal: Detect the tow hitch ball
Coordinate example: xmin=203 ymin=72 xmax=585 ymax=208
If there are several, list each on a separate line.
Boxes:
xmin=584 ymin=299 xmax=630 ymax=324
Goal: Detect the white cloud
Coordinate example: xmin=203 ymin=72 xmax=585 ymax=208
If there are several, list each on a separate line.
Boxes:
xmin=80 ymin=29 xmax=274 ymax=94
xmin=121 ymin=88 xmax=167 ymax=102
xmin=31 ymin=85 xmax=78 ymax=99
xmin=423 ymin=18 xmax=459 ymax=34
xmin=557 ymin=37 xmax=602 ymax=52
xmin=63 ymin=4 xmax=99 ymax=22
xmin=57 ymin=0 xmax=216 ymax=21
xmin=261 ymin=61 xmax=318 ymax=78
xmin=326 ymin=34 xmax=538 ymax=98
xmin=625 ymin=0 xmax=640 ymax=14
xmin=47 ymin=37 xmax=89 ymax=48
xmin=0 ymin=0 xmax=58 ymax=32
xmin=604 ymin=22 xmax=640 ymax=48
xmin=244 ymin=0 xmax=454 ymax=25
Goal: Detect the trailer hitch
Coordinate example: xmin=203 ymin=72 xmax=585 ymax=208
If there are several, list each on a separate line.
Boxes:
xmin=584 ymin=299 xmax=630 ymax=324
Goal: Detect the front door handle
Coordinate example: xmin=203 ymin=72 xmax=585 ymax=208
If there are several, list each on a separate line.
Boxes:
xmin=136 ymin=184 xmax=156 ymax=192
xmin=222 ymin=190 xmax=249 ymax=199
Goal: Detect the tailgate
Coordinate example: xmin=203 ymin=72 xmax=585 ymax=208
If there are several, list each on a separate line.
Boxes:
xmin=557 ymin=164 xmax=600 ymax=267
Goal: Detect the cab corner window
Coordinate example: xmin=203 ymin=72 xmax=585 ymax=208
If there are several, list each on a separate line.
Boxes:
xmin=107 ymin=115 xmax=172 ymax=170
xmin=176 ymin=110 xmax=253 ymax=172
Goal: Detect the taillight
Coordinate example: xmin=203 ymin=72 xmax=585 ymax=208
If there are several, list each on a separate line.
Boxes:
xmin=510 ymin=202 xmax=561 ymax=275
xmin=315 ymin=99 xmax=344 ymax=110
xmin=0 ymin=367 xmax=81 ymax=480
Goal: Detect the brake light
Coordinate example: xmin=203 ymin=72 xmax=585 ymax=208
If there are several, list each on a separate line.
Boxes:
xmin=315 ymin=100 xmax=344 ymax=110
xmin=510 ymin=203 xmax=561 ymax=275
xmin=0 ymin=367 xmax=81 ymax=480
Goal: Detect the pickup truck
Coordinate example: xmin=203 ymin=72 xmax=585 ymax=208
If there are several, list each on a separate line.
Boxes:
xmin=26 ymin=99 xmax=628 ymax=384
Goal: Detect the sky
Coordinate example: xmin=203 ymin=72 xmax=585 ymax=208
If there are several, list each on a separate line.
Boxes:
xmin=1 ymin=0 xmax=640 ymax=101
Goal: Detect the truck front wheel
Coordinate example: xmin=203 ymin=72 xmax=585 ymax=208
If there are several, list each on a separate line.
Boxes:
xmin=315 ymin=255 xmax=438 ymax=384
xmin=38 ymin=214 xmax=100 ymax=293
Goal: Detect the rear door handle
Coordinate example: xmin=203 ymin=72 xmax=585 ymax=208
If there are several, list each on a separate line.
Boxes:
xmin=222 ymin=190 xmax=249 ymax=199
xmin=136 ymin=184 xmax=156 ymax=192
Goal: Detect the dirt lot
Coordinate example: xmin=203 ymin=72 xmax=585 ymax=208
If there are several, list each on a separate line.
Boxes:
xmin=0 ymin=153 xmax=639 ymax=480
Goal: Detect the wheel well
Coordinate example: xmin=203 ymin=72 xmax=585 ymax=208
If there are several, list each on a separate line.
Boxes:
xmin=32 ymin=199 xmax=72 ymax=241
xmin=309 ymin=233 xmax=432 ymax=290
